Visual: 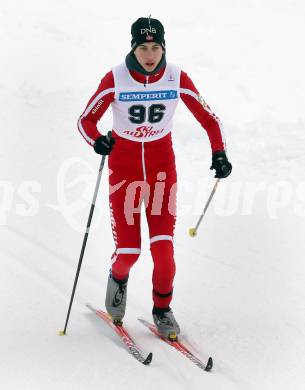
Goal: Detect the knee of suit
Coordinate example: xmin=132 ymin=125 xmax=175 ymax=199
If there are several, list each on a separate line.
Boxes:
xmin=151 ymin=240 xmax=175 ymax=309
xmin=150 ymin=239 xmax=176 ymax=280
xmin=111 ymin=251 xmax=140 ymax=280
xmin=150 ymin=238 xmax=174 ymax=262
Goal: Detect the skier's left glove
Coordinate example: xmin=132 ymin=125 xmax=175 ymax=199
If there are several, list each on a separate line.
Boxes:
xmin=210 ymin=151 xmax=232 ymax=178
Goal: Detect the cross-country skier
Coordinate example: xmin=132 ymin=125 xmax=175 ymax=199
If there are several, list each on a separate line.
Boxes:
xmin=78 ymin=16 xmax=232 ymax=340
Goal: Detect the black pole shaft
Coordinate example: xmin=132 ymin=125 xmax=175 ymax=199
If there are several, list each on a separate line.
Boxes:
xmin=61 ymin=156 xmax=106 ymax=334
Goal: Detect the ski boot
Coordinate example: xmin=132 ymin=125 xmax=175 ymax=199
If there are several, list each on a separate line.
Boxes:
xmin=152 ymin=306 xmax=181 ymax=341
xmin=105 ymin=272 xmax=128 ymax=325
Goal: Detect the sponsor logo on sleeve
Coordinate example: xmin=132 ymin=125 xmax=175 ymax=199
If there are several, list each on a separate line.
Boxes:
xmin=197 ymin=94 xmax=208 ymax=108
xmin=92 ymin=99 xmax=104 ymax=114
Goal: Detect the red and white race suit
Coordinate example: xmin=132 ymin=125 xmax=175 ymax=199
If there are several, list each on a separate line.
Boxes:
xmin=78 ymin=63 xmax=226 ymax=308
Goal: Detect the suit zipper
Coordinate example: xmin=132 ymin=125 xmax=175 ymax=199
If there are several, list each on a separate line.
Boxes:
xmin=141 ymin=75 xmax=149 ymax=181
xmin=141 ymin=141 xmax=147 ymax=181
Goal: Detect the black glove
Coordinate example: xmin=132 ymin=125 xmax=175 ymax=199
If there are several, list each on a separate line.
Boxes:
xmin=93 ymin=131 xmax=115 ymax=155
xmin=210 ymin=151 xmax=232 ymax=178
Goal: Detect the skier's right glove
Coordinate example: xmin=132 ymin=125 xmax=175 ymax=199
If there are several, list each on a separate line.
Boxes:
xmin=93 ymin=131 xmax=115 ymax=155
xmin=210 ymin=151 xmax=232 ymax=178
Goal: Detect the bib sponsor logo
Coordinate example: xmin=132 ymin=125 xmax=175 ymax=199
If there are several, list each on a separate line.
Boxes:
xmin=119 ymin=90 xmax=178 ymax=102
xmin=123 ymin=126 xmax=165 ymax=138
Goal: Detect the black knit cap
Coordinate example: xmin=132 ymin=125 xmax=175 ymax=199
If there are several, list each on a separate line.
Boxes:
xmin=131 ymin=16 xmax=165 ymax=50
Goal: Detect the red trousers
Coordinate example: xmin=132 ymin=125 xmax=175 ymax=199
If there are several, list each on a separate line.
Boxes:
xmin=108 ymin=131 xmax=177 ymax=308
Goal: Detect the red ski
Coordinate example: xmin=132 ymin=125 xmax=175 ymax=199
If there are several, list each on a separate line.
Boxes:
xmin=138 ymin=318 xmax=213 ymax=371
xmin=87 ymin=304 xmax=152 ymax=365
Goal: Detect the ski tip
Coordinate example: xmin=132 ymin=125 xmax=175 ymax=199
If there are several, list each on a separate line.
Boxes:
xmin=143 ymin=352 xmax=153 ymax=365
xmin=138 ymin=317 xmax=152 ymax=325
xmin=58 ymin=330 xmax=66 ymax=336
xmin=205 ymin=356 xmax=213 ymax=371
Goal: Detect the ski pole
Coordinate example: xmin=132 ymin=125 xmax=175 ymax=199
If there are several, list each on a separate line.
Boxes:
xmin=59 ymin=132 xmax=111 ymax=336
xmin=189 ymin=178 xmax=220 ymax=237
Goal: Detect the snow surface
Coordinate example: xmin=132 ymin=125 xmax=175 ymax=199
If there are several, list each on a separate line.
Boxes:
xmin=1 ymin=0 xmax=305 ymax=389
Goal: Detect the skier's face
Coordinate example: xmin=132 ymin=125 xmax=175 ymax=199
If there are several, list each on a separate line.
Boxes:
xmin=134 ymin=42 xmax=163 ymax=72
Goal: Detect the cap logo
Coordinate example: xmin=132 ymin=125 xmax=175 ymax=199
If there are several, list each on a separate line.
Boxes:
xmin=141 ymin=27 xmax=156 ymax=34
xmin=146 ymin=35 xmax=154 ymax=41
